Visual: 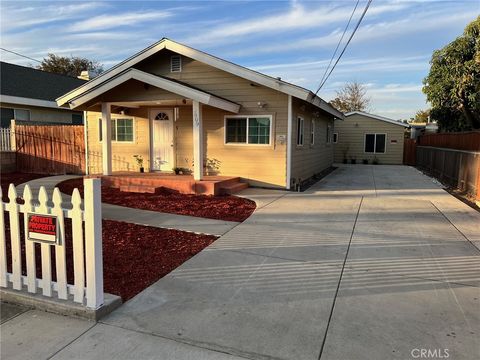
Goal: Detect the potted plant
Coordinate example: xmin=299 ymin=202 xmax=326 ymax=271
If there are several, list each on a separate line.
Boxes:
xmin=363 ymin=159 xmax=369 ymax=164
xmin=351 ymin=157 xmax=357 ymax=165
xmin=372 ymin=157 xmax=379 ymax=165
xmin=173 ymin=167 xmax=183 ymax=175
xmin=133 ymin=155 xmax=144 ymax=173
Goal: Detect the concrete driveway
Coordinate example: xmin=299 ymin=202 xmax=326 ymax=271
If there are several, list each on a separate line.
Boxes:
xmin=2 ymin=165 xmax=479 ymax=360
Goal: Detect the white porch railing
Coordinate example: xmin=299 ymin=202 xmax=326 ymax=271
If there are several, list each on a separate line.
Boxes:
xmin=0 ymin=128 xmax=12 ymax=151
xmin=0 ymin=179 xmax=104 ymax=309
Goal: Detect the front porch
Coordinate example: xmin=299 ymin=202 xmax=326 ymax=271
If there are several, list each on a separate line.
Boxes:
xmin=99 ymin=172 xmax=248 ymax=195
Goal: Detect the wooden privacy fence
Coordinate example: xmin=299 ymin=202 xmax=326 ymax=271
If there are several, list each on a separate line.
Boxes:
xmin=13 ymin=122 xmax=85 ymax=174
xmin=417 ymin=131 xmax=480 ymax=151
xmin=403 ymin=139 xmax=417 ymax=165
xmin=0 ymin=179 xmax=103 ymax=309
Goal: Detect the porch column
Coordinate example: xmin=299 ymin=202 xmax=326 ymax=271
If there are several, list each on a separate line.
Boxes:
xmin=192 ymin=100 xmax=204 ymax=180
xmin=101 ymin=102 xmax=112 ymax=175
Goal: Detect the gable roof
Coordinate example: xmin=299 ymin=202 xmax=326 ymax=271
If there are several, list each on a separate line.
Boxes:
xmin=345 ymin=111 xmax=410 ymax=128
xmin=56 ymin=38 xmax=343 ymax=118
xmin=70 ymin=68 xmax=240 ymax=113
xmin=1 ymin=61 xmax=86 ymax=102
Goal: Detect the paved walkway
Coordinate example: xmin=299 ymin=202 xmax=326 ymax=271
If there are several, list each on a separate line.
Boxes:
xmin=15 ymin=175 xmax=239 ymax=236
xmin=2 ymin=166 xmax=479 ymax=359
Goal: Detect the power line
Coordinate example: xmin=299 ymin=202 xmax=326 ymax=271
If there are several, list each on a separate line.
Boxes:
xmin=315 ymin=0 xmax=373 ymax=94
xmin=0 ymin=47 xmax=42 ymax=63
xmin=317 ymin=0 xmax=360 ymax=90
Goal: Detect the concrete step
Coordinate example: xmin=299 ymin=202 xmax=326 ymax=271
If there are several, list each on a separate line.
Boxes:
xmin=220 ymin=182 xmax=249 ymax=195
xmin=119 ymin=185 xmax=157 ymax=193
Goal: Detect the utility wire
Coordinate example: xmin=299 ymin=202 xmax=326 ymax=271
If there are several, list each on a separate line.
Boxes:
xmin=315 ymin=0 xmax=373 ymax=94
xmin=0 ymin=47 xmax=42 ymax=63
xmin=317 ymin=0 xmax=360 ymax=89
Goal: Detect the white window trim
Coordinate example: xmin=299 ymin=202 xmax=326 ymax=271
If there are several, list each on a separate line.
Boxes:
xmin=99 ymin=116 xmax=136 ymax=143
xmin=296 ymin=116 xmax=304 ymax=146
xmin=170 ymin=55 xmax=182 ymax=72
xmin=364 ymin=133 xmax=387 ymax=154
xmin=333 ymin=132 xmax=338 ymax=143
xmin=13 ymin=108 xmax=31 ymax=121
xmin=310 ymin=119 xmax=315 ymax=145
xmin=223 ymin=115 xmax=273 ymax=146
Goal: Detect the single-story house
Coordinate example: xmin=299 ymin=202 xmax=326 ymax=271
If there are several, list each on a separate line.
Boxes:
xmin=333 ymin=111 xmax=409 ymax=165
xmin=56 ymin=38 xmax=343 ymax=189
xmin=0 ymin=62 xmax=86 ymax=128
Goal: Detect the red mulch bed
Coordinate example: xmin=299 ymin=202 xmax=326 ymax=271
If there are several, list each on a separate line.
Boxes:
xmin=4 ymin=213 xmax=216 ymax=301
xmin=57 ymin=178 xmax=256 ymax=222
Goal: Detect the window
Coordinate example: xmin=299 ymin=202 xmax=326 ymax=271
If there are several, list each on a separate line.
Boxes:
xmin=310 ymin=119 xmax=315 ymax=145
xmin=297 ymin=117 xmax=304 ymax=145
xmin=99 ymin=118 xmax=134 ymax=142
xmin=333 ymin=132 xmax=338 ymax=143
xmin=72 ymin=114 xmax=83 ymax=125
xmin=171 ymin=55 xmax=182 ymax=72
xmin=225 ymin=116 xmax=271 ymax=145
xmin=14 ymin=108 xmax=30 ymax=121
xmin=326 ymin=124 xmax=332 ymax=143
xmin=365 ymin=133 xmax=386 ymax=153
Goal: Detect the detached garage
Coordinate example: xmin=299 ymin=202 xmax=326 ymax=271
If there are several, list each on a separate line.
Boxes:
xmin=333 ymin=111 xmax=409 ymax=165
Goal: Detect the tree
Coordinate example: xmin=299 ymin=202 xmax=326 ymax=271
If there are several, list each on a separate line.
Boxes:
xmin=37 ymin=53 xmax=103 ymax=77
xmin=410 ymin=109 xmax=430 ymax=123
xmin=329 ymin=81 xmax=371 ymax=113
xmin=422 ymin=16 xmax=480 ymax=130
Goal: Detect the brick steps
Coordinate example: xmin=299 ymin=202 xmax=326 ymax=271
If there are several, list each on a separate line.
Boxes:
xmin=219 ymin=182 xmax=249 ymax=195
xmin=103 ymin=174 xmax=248 ymax=195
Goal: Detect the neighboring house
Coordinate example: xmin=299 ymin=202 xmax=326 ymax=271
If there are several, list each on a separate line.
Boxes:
xmin=0 ymin=62 xmax=86 ymax=128
xmin=56 ymin=38 xmax=343 ymax=189
xmin=333 ymin=111 xmax=409 ymax=165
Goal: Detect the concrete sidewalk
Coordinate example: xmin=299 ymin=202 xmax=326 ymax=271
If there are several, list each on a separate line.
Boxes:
xmin=2 ymin=165 xmax=479 ymax=359
xmin=15 ymin=175 xmax=238 ymax=236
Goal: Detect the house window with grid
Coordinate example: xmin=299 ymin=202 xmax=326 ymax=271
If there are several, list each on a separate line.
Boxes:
xmin=99 ymin=118 xmax=134 ymax=142
xmin=364 ymin=133 xmax=386 ymax=153
xmin=225 ymin=116 xmax=271 ymax=145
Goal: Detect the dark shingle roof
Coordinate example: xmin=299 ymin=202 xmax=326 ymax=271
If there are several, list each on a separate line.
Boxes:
xmin=0 ymin=61 xmax=86 ymax=102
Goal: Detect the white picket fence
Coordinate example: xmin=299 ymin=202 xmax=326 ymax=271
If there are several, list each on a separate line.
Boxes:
xmin=0 ymin=179 xmax=103 ymax=309
xmin=0 ymin=127 xmax=12 ymax=151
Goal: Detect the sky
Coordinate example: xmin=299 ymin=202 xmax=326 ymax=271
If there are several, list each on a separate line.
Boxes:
xmin=0 ymin=0 xmax=478 ymax=120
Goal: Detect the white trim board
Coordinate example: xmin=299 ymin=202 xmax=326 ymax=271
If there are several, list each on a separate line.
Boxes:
xmin=67 ymin=68 xmax=240 ymax=113
xmin=1 ymin=95 xmax=73 ymax=111
xmin=346 ymin=111 xmax=410 ymax=128
xmin=56 ymin=38 xmax=343 ymax=119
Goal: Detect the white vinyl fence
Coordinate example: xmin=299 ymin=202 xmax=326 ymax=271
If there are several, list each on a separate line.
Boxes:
xmin=0 ymin=179 xmax=103 ymax=309
xmin=0 ymin=127 xmax=12 ymax=151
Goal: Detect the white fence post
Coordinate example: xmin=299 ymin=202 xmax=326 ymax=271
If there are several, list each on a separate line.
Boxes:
xmin=84 ymin=178 xmax=103 ymax=309
xmin=8 ymin=185 xmax=22 ymax=290
xmin=23 ymin=185 xmax=37 ymax=293
xmin=0 ymin=187 xmax=7 ymax=287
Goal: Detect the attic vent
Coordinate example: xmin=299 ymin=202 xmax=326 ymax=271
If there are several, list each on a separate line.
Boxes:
xmin=171 ymin=55 xmax=182 ymax=72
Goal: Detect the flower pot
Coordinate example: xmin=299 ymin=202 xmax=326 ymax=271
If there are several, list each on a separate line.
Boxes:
xmin=140 ymin=167 xmax=144 ymax=173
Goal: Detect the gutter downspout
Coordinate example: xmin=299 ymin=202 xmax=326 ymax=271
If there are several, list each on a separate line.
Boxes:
xmin=286 ymin=95 xmax=292 ymax=190
xmin=84 ymin=111 xmax=89 ymax=175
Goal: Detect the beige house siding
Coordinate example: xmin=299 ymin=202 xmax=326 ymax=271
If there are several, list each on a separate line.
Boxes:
xmin=85 ymin=50 xmax=289 ymax=188
xmin=333 ymin=113 xmax=406 ymax=164
xmin=290 ymin=98 xmax=335 ymax=184
xmin=1 ymin=102 xmax=81 ymax=125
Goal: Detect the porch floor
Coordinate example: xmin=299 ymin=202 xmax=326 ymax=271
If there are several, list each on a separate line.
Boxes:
xmin=98 ymin=172 xmax=248 ymax=195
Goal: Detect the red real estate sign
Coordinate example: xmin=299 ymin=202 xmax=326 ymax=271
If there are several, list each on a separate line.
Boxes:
xmin=27 ymin=214 xmax=58 ymax=244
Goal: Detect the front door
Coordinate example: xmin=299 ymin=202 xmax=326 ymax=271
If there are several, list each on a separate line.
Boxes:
xmin=150 ymin=109 xmax=174 ymax=171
